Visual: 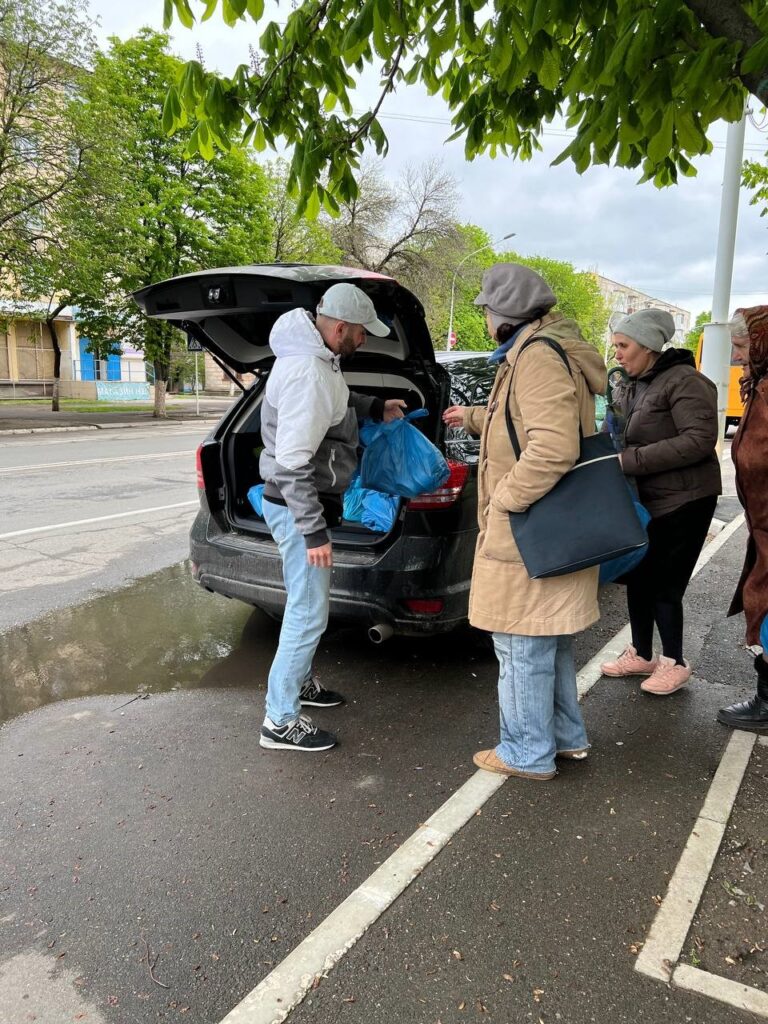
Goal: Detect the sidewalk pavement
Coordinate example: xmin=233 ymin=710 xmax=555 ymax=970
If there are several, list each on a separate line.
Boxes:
xmin=0 ymin=398 xmax=234 ymax=434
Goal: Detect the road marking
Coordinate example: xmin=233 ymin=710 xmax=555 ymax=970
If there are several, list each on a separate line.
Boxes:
xmin=0 ymin=451 xmax=196 ymax=475
xmin=635 ymin=729 xmax=756 ymax=982
xmin=0 ymin=501 xmax=198 ymax=541
xmin=673 ymin=964 xmax=768 ymax=1018
xmin=217 ymin=510 xmax=747 ymax=1024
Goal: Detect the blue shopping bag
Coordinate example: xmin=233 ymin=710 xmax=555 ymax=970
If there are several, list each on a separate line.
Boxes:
xmin=343 ymin=472 xmax=399 ymax=532
xmin=760 ymin=614 xmax=768 ymax=652
xmin=599 ymin=499 xmax=651 ymax=584
xmin=361 ymin=490 xmax=399 ymax=532
xmin=360 ymin=410 xmax=449 ymax=498
xmin=247 ymin=483 xmax=265 ymax=517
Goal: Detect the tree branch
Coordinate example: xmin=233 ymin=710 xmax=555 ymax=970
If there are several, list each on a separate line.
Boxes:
xmin=683 ymin=0 xmax=768 ymax=102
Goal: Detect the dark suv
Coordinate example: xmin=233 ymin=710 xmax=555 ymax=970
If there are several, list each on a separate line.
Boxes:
xmin=134 ymin=265 xmax=496 ymax=639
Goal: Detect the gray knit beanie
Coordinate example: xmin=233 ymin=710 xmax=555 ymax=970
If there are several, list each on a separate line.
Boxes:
xmin=613 ymin=309 xmax=676 ymax=352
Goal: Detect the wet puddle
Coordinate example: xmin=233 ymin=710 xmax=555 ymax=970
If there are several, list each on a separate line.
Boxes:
xmin=0 ymin=563 xmax=280 ymax=726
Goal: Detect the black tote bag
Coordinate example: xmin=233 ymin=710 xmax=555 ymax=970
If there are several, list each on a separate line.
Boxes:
xmin=504 ymin=338 xmax=648 ymax=580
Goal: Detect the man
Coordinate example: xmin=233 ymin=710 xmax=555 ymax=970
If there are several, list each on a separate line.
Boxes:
xmin=258 ymin=282 xmax=406 ymax=752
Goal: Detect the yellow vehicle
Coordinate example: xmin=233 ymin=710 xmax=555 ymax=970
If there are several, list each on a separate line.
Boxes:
xmin=695 ymin=334 xmax=745 ymax=432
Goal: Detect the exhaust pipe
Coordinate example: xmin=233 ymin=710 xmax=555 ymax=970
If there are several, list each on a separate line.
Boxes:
xmin=368 ymin=623 xmax=394 ymax=644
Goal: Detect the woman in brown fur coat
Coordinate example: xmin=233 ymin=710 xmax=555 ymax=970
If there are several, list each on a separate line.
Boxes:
xmin=718 ymin=305 xmax=768 ymax=731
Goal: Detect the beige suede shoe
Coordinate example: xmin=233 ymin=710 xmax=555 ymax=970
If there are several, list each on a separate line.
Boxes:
xmin=640 ymin=657 xmax=692 ymax=695
xmin=601 ymin=644 xmax=658 ymax=677
xmin=473 ymin=749 xmax=556 ymax=780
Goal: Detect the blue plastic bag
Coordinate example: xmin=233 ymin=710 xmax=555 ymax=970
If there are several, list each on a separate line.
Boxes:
xmin=760 ymin=614 xmax=768 ymax=653
xmin=361 ymin=491 xmax=399 ymax=532
xmin=247 ymin=483 xmax=265 ymax=517
xmin=599 ymin=500 xmax=651 ymax=584
xmin=342 ymin=473 xmax=367 ymax=523
xmin=360 ymin=409 xmax=450 ymax=498
xmin=343 ymin=472 xmax=399 ymax=532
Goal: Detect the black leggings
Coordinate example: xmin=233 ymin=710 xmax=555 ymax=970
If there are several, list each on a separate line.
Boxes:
xmin=623 ymin=496 xmax=718 ymax=664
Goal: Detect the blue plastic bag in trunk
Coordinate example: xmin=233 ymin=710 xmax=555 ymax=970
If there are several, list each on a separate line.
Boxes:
xmin=360 ymin=410 xmax=449 ymax=498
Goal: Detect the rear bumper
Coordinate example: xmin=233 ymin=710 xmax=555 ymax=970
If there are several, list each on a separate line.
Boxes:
xmin=190 ymin=508 xmax=474 ymax=637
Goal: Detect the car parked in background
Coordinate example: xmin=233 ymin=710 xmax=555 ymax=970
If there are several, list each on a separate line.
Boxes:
xmin=134 ymin=265 xmax=497 ymax=639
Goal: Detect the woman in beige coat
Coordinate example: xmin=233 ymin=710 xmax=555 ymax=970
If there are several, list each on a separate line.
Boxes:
xmin=443 ymin=264 xmax=607 ymax=780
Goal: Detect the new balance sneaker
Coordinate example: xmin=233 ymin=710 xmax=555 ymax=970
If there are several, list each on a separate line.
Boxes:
xmin=299 ymin=676 xmax=345 ymax=708
xmin=601 ymin=644 xmax=658 ymax=678
xmin=260 ymin=714 xmax=337 ymax=751
xmin=640 ymin=657 xmax=692 ymax=695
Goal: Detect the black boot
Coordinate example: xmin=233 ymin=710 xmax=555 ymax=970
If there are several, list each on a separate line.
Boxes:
xmin=717 ymin=655 xmax=768 ymax=731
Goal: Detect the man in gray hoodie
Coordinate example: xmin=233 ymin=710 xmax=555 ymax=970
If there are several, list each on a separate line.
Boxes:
xmin=259 ymin=283 xmax=405 ymax=752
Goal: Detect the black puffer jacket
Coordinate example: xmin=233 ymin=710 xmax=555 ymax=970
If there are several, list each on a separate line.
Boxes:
xmin=618 ymin=349 xmax=722 ymax=517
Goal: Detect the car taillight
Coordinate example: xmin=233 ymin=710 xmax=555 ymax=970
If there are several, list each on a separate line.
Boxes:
xmin=195 ymin=445 xmax=204 ymax=490
xmin=402 ymin=598 xmax=445 ymax=615
xmin=408 ymin=460 xmax=469 ymax=510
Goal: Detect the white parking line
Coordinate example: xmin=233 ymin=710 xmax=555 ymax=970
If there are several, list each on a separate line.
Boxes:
xmin=0 ymin=451 xmax=195 ymax=474
xmin=674 ymin=964 xmax=768 ymax=1018
xmin=217 ymin=512 xmax=748 ymax=1024
xmin=635 ymin=729 xmax=756 ymax=982
xmin=0 ymin=501 xmax=198 ymax=541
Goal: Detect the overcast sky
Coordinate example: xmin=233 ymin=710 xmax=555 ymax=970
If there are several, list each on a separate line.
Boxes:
xmin=87 ymin=0 xmax=768 ymax=320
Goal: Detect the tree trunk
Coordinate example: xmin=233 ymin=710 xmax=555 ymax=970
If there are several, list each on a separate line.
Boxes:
xmin=154 ymin=374 xmax=167 ymax=418
xmin=45 ymin=306 xmax=65 ymax=413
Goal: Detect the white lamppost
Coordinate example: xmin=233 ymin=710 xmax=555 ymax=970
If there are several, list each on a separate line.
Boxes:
xmin=445 ymin=232 xmax=516 ymax=351
xmin=700 ymin=104 xmax=747 ymax=448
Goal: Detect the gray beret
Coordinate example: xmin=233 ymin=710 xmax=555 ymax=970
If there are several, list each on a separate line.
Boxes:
xmin=474 ymin=263 xmax=556 ymax=326
xmin=613 ymin=309 xmax=676 ymax=352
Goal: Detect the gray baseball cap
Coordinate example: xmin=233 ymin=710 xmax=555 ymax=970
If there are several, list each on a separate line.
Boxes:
xmin=474 ymin=263 xmax=556 ymax=326
xmin=317 ymin=283 xmax=389 ymax=337
xmin=613 ymin=309 xmax=676 ymax=352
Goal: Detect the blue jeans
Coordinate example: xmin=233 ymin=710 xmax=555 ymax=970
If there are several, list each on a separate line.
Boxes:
xmin=492 ymin=633 xmax=589 ymax=776
xmin=263 ymin=501 xmax=330 ymax=726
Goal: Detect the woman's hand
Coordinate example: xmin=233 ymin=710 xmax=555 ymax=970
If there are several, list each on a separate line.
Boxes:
xmin=442 ymin=405 xmax=467 ymax=429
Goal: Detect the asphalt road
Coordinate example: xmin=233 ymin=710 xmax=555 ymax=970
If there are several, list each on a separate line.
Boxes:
xmin=0 ymin=518 xmax=755 ymax=1024
xmin=0 ymin=425 xmax=212 ymax=632
xmin=0 ymin=430 xmax=753 ymax=1024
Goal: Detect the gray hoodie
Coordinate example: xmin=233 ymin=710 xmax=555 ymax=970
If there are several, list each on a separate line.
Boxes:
xmin=259 ymin=308 xmax=382 ymax=547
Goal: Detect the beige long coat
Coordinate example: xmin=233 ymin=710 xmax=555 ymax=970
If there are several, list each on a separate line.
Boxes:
xmin=465 ymin=313 xmax=608 ymax=636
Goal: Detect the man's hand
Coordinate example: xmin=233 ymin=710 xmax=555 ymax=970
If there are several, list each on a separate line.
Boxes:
xmin=307 ymin=542 xmax=333 ymax=568
xmin=383 ymin=399 xmax=407 ymax=422
xmin=442 ymin=405 xmax=467 ymax=429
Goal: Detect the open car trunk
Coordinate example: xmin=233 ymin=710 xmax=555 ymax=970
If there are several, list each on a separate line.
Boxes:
xmin=133 ymin=265 xmax=451 ymax=548
xmin=223 ymin=367 xmax=442 ymax=547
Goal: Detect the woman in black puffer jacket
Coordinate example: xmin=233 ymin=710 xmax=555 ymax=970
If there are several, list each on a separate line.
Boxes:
xmin=600 ymin=309 xmax=721 ymax=696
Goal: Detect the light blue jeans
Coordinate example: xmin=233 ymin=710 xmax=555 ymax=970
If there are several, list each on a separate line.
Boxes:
xmin=492 ymin=633 xmax=589 ymax=776
xmin=263 ymin=501 xmax=330 ymax=726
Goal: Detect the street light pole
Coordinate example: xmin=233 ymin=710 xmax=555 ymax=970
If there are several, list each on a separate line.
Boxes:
xmin=446 ymin=232 xmax=516 ymax=351
xmin=700 ymin=104 xmax=747 ymax=446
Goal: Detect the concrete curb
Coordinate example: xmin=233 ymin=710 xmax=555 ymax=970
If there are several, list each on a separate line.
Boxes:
xmin=0 ymin=419 xmax=220 ymax=436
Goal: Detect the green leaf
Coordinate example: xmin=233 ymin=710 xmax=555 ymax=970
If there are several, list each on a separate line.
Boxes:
xmin=647 ymin=105 xmax=674 ymax=164
xmin=674 ymin=110 xmax=704 ymax=153
xmin=305 ymin=186 xmax=321 ymax=220
xmin=741 ymin=36 xmax=768 ymax=75
xmin=246 ymin=0 xmax=265 ymax=21
xmin=173 ymin=0 xmax=195 ymax=29
xmin=163 ymin=0 xmax=174 ymax=29
xmin=530 ymin=0 xmax=550 ymax=35
xmin=201 ymin=0 xmax=219 ymax=21
xmin=537 ymin=46 xmax=561 ymax=91
xmin=162 ymin=87 xmax=178 ymax=133
xmin=253 ymin=121 xmax=267 ymax=152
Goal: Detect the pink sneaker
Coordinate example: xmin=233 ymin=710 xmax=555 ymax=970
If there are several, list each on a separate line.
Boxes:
xmin=601 ymin=645 xmax=658 ymax=678
xmin=640 ymin=657 xmax=692 ymax=695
